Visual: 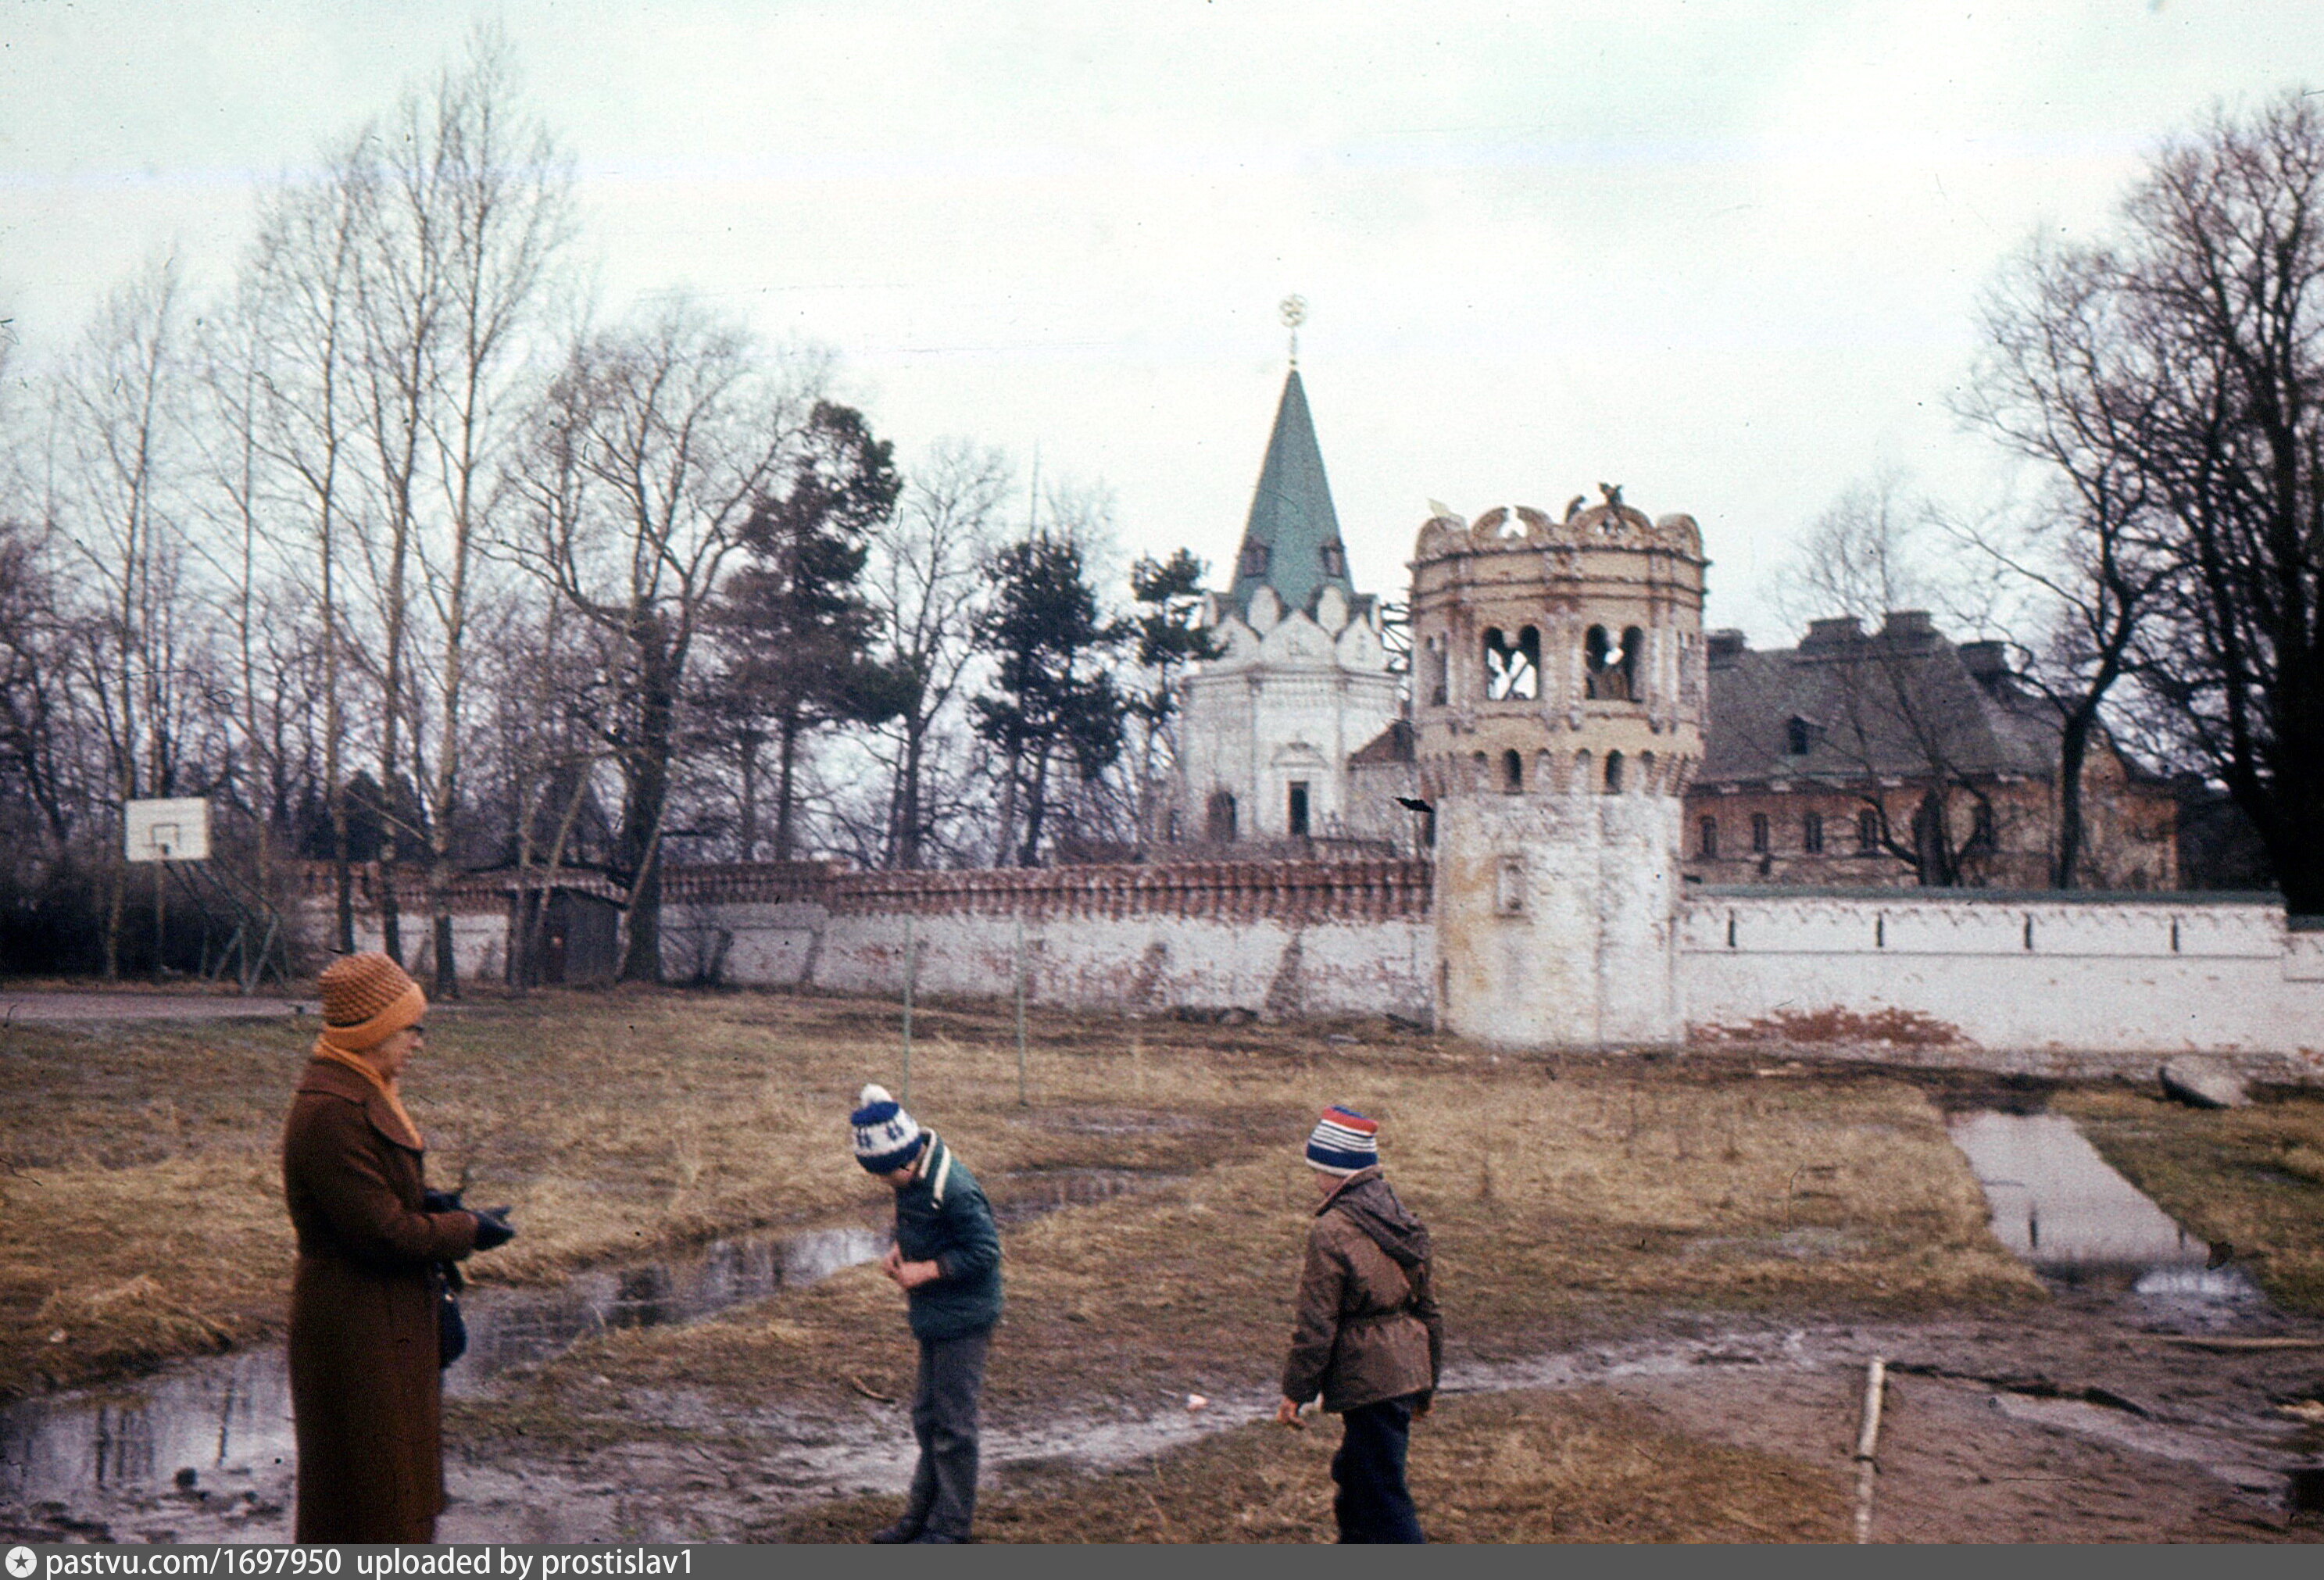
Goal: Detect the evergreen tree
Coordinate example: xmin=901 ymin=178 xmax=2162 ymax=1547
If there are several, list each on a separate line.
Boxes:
xmin=973 ymin=533 xmax=1130 ymax=866
xmin=717 ymin=401 xmax=908 ymax=861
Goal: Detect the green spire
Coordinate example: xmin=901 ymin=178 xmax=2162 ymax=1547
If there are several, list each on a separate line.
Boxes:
xmin=1229 ymin=367 xmax=1353 ymax=618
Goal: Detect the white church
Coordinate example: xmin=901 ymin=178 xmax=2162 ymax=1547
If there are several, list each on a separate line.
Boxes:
xmin=1170 ymin=359 xmax=1407 ymax=852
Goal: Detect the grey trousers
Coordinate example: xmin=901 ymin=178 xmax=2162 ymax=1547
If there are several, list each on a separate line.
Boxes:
xmin=902 ymin=1327 xmax=990 ymax=1540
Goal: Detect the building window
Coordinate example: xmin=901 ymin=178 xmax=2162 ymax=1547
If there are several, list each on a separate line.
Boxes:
xmin=1803 ymin=812 xmax=1824 ymax=853
xmin=1287 ymin=781 xmax=1310 ymax=838
xmin=1206 ymin=789 xmax=1238 ymax=843
xmin=1750 ymin=812 xmax=1771 ymax=853
xmin=1238 ymin=543 xmax=1270 ymax=579
xmin=1786 ymin=716 xmax=1824 ymax=756
xmin=1484 ymin=625 xmax=1540 ymax=700
xmin=1423 ymin=634 xmax=1448 ymax=707
xmin=1699 ymin=817 xmax=1719 ymax=858
xmin=1319 ymin=542 xmax=1346 ymax=577
xmin=1500 ymin=749 xmax=1523 ymax=794
xmin=1857 ymin=808 xmax=1880 ymax=853
xmin=1604 ymin=750 xmax=1625 ymax=794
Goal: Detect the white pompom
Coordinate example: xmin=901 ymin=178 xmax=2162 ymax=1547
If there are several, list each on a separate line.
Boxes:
xmin=859 ymin=1083 xmax=893 ymax=1106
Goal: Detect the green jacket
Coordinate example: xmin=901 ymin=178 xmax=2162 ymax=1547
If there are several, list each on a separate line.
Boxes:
xmin=892 ymin=1135 xmax=1004 ymax=1341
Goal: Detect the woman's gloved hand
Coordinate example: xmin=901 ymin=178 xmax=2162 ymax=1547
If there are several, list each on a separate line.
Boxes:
xmin=423 ymin=1188 xmax=464 ymax=1213
xmin=470 ymin=1206 xmax=517 ymax=1251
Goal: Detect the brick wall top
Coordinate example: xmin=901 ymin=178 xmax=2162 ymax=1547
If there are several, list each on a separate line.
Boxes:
xmin=295 ymin=856 xmax=1434 ymax=923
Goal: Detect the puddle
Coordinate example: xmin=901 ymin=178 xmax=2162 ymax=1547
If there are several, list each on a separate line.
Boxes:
xmin=1948 ymin=1111 xmax=2263 ymax=1310
xmin=0 ymin=1225 xmax=885 ymax=1525
xmin=992 ymin=1167 xmax=1178 ymax=1225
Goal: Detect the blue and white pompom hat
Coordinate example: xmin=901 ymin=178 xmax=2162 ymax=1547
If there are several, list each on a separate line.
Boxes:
xmin=1304 ymin=1105 xmax=1380 ymax=1176
xmin=851 ymin=1083 xmax=928 ymax=1174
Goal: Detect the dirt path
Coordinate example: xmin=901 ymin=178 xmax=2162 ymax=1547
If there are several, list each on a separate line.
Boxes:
xmin=0 ymin=990 xmax=309 ymax=1024
xmin=13 ymin=1294 xmax=2311 ymax=1544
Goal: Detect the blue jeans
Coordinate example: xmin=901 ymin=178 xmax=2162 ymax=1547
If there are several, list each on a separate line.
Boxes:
xmin=1332 ymin=1394 xmax=1426 ymax=1543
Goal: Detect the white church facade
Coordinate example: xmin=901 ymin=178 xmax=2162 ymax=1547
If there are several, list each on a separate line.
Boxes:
xmin=1170 ymin=363 xmax=1403 ymax=850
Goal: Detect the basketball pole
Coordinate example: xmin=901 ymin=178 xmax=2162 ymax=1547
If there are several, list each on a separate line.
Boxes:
xmin=153 ymin=845 xmax=168 ymax=982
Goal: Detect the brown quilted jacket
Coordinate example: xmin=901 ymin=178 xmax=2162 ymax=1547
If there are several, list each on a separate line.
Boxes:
xmin=1281 ymin=1167 xmax=1443 ymax=1413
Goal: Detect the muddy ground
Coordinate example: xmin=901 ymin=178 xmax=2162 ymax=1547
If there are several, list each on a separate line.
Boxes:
xmin=1 ymin=987 xmax=2320 ymax=1542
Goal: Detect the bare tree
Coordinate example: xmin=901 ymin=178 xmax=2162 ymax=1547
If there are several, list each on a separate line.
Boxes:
xmin=509 ymin=298 xmax=824 ymax=978
xmin=1953 ymin=243 xmax=2180 ymax=885
xmin=1775 ymin=477 xmax=2004 ymax=886
xmin=48 ymin=260 xmax=206 ymax=974
xmin=866 ymin=438 xmax=1008 ymax=867
xmin=1967 ymin=92 xmax=2324 ymax=911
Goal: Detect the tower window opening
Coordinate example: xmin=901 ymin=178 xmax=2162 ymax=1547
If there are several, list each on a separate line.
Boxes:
xmin=1699 ymin=817 xmax=1719 ymax=858
xmin=1484 ymin=625 xmax=1540 ymax=699
xmin=1287 ymin=781 xmax=1310 ymax=838
xmin=1238 ymin=542 xmax=1270 ymax=579
xmin=1319 ymin=541 xmax=1346 ymax=577
xmin=1206 ymin=789 xmax=1238 ymax=844
xmin=1500 ymin=749 xmax=1524 ymax=793
xmin=1803 ymin=811 xmax=1825 ymax=853
xmin=1584 ymin=624 xmax=1642 ymax=702
xmin=1750 ymin=812 xmax=1771 ymax=853
xmin=1604 ymin=750 xmax=1625 ymax=794
xmin=1471 ymin=751 xmax=1490 ymax=792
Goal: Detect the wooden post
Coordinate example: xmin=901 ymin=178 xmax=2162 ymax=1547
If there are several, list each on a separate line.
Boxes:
xmin=1852 ymin=1356 xmax=1887 ymax=1544
xmin=1014 ymin=913 xmax=1028 ymax=1106
xmin=901 ymin=913 xmax=917 ymax=1106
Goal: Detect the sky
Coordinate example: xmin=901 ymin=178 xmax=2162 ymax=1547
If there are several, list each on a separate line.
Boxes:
xmin=4 ymin=0 xmax=2320 ymax=642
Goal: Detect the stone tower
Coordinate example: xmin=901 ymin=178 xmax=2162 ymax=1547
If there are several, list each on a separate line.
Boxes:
xmin=1175 ymin=365 xmax=1400 ymax=847
xmin=1408 ymin=495 xmax=1707 ymax=1046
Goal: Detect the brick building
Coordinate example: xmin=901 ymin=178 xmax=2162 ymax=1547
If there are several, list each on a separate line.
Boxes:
xmin=1683 ymin=611 xmax=2179 ymax=890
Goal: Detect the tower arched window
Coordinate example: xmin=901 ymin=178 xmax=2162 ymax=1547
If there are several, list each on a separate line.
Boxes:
xmin=1422 ymin=634 xmax=1448 ymax=707
xmin=1604 ymin=750 xmax=1625 ymax=794
xmin=1699 ymin=817 xmax=1719 ymax=857
xmin=1584 ymin=624 xmax=1641 ymax=702
xmin=1501 ymin=749 xmax=1524 ymax=794
xmin=1484 ymin=625 xmax=1540 ymax=700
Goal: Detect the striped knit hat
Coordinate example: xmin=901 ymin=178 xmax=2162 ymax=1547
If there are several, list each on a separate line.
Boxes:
xmin=1304 ymin=1105 xmax=1379 ymax=1176
xmin=850 ymin=1083 xmax=928 ymax=1174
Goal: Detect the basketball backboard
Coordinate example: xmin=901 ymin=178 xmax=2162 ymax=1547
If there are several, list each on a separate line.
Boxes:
xmin=125 ymin=796 xmax=210 ymax=863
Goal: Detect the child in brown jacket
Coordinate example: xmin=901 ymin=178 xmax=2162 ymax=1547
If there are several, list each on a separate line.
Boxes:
xmin=1275 ymin=1105 xmax=1442 ymax=1542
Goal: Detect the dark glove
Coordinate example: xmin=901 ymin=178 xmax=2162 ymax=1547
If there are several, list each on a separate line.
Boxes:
xmin=423 ymin=1188 xmax=464 ymax=1214
xmin=470 ymin=1206 xmax=517 ymax=1251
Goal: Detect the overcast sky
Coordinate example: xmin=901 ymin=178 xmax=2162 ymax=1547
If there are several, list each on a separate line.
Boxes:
xmin=5 ymin=0 xmax=2319 ymax=642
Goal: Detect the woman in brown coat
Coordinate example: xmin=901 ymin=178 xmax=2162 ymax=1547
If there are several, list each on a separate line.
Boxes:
xmin=282 ymin=952 xmax=515 ymax=1543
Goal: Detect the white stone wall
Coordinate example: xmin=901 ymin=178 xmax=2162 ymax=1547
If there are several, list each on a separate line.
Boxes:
xmin=681 ymin=901 xmax=1433 ymax=1022
xmin=1679 ymin=890 xmax=2324 ymax=1076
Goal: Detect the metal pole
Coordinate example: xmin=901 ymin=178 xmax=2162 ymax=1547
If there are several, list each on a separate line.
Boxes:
xmin=1014 ymin=913 xmax=1028 ymax=1106
xmin=153 ymin=856 xmax=166 ymax=982
xmin=900 ymin=913 xmax=916 ymax=1106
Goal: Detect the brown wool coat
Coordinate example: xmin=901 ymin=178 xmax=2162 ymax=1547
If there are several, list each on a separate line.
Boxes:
xmin=282 ymin=1057 xmax=477 ymax=1543
xmin=1281 ymin=1167 xmax=1444 ymax=1414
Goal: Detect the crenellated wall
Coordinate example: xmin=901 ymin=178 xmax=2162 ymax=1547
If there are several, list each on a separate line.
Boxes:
xmin=289 ymin=861 xmax=2324 ymax=1075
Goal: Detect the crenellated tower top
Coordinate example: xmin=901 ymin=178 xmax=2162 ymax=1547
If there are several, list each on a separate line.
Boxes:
xmin=1407 ymin=493 xmax=1708 ymax=804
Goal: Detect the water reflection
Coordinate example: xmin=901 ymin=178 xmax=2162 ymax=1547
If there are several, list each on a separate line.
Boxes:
xmin=0 ymin=1224 xmax=885 ymax=1514
xmin=1949 ymin=1111 xmax=2260 ymax=1307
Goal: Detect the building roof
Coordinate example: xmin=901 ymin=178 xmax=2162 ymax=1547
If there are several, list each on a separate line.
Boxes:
xmin=1700 ymin=613 xmax=2067 ymax=788
xmin=1228 ymin=368 xmax=1356 ymax=618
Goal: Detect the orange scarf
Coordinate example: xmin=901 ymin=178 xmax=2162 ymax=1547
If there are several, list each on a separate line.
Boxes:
xmin=310 ymin=1041 xmax=424 ymax=1151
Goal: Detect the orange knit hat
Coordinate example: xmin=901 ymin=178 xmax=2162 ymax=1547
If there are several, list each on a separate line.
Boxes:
xmin=316 ymin=951 xmax=427 ymax=1053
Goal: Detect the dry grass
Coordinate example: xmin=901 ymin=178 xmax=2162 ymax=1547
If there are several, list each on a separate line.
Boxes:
xmin=769 ymin=1388 xmax=1851 ymax=1542
xmin=0 ymin=988 xmax=2036 ymax=1405
xmin=2056 ymin=1087 xmax=2324 ymax=1314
